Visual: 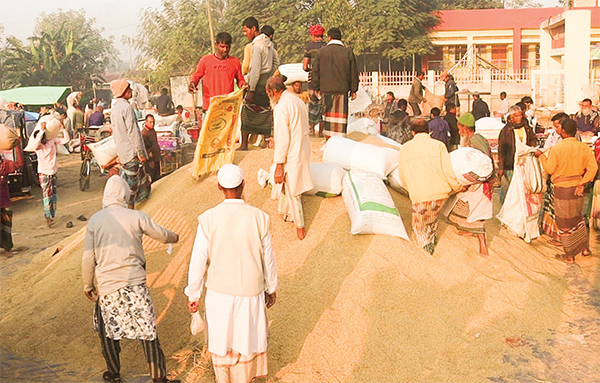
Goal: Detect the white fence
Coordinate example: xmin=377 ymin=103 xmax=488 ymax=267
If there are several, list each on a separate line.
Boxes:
xmin=360 ymin=69 xmax=531 ymax=91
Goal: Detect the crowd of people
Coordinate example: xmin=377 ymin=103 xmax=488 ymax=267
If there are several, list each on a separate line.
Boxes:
xmin=2 ymin=13 xmax=596 ymax=383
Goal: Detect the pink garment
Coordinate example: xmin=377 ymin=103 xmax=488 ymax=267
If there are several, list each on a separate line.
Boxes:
xmin=35 ymin=132 xmax=69 ymax=175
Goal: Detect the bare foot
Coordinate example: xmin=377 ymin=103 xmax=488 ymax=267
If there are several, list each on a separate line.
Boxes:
xmin=5 ymin=250 xmax=12 ymax=258
xmin=296 ymin=227 xmax=306 ymax=240
xmin=582 ymin=248 xmax=592 ymax=257
xmin=46 ymin=217 xmax=55 ymax=228
xmin=555 ymin=253 xmax=575 ymax=264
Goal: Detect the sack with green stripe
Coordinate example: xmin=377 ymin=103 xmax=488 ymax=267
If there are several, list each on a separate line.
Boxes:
xmin=342 ymin=170 xmax=409 ymax=239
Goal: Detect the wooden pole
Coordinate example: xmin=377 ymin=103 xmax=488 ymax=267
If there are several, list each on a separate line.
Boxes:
xmin=206 ymin=0 xmax=216 ymax=54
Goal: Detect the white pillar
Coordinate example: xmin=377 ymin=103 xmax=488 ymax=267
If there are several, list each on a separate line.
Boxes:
xmin=372 ymin=71 xmax=379 ymax=97
xmin=563 ymin=10 xmax=591 ymax=114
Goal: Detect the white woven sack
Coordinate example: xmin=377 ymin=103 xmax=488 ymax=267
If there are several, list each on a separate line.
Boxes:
xmin=450 ymin=147 xmax=494 ymax=185
xmin=347 ymin=118 xmax=379 ymax=135
xmin=34 ymin=115 xmax=62 ymax=140
xmin=304 ymin=163 xmax=346 ymax=197
xmin=342 ymin=170 xmax=409 ymax=239
xmin=88 ymin=136 xmax=117 ymax=167
xmin=323 ymin=136 xmax=398 ymax=179
xmin=522 ymin=153 xmax=546 ymax=194
xmin=386 ymin=168 xmax=409 ymax=196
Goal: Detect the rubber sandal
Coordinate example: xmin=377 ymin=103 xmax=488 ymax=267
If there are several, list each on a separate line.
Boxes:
xmin=103 ymin=371 xmax=122 ymax=382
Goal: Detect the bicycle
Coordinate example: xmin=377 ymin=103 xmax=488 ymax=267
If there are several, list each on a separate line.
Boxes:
xmin=79 ymin=132 xmax=97 ymax=191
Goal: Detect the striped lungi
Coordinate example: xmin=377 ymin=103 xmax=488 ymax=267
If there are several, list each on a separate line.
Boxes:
xmin=554 ymin=186 xmax=589 ymax=257
xmin=241 ymin=73 xmax=273 ymax=137
xmin=39 ymin=173 xmax=57 ymax=219
xmin=120 ymin=158 xmax=151 ymax=206
xmin=322 ymin=93 xmax=348 ymax=137
xmin=308 ymin=92 xmax=323 ymax=124
xmin=212 ymin=351 xmax=267 ymax=383
xmin=0 ymin=208 xmax=13 ymax=251
xmin=540 ymin=178 xmax=560 ymax=241
xmin=447 ymin=199 xmax=485 ymax=235
xmin=412 ymin=198 xmax=446 ymax=254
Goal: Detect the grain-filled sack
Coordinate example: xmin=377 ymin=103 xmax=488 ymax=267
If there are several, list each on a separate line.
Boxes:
xmin=450 ymin=147 xmax=494 ymax=185
xmin=24 ymin=129 xmax=44 ymax=152
xmin=347 ymin=118 xmax=379 ymax=136
xmin=88 ymin=136 xmax=118 ymax=168
xmin=323 ymin=136 xmax=398 ymax=179
xmin=0 ymin=124 xmax=19 ymax=150
xmin=305 ymin=163 xmax=346 ymax=197
xmin=342 ymin=170 xmax=409 ymax=239
xmin=523 ymin=153 xmax=546 ymax=194
xmin=34 ymin=115 xmax=62 ymax=140
xmin=386 ymin=168 xmax=409 ymax=196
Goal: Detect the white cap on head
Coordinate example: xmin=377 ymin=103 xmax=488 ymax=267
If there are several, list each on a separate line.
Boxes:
xmin=217 ymin=164 xmax=244 ymax=189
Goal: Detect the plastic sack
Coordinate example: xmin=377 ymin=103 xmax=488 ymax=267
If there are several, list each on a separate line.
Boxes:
xmin=305 ymin=163 xmax=346 ymax=197
xmin=522 ymin=153 xmax=546 ymax=194
xmin=0 ymin=124 xmax=19 ymax=150
xmin=347 ymin=118 xmax=379 ymax=136
xmin=34 ymin=115 xmax=62 ymax=140
xmin=88 ymin=136 xmax=118 ymax=168
xmin=24 ymin=129 xmax=44 ymax=152
xmin=348 ymin=86 xmax=372 ymax=115
xmin=190 ymin=311 xmax=205 ymax=335
xmin=450 ymin=147 xmax=494 ymax=185
xmin=278 ymin=63 xmax=309 ymax=84
xmin=342 ymin=170 xmax=409 ymax=239
xmin=475 ymin=117 xmax=504 ymax=131
xmin=386 ymin=168 xmax=409 ymax=196
xmin=323 ymin=136 xmax=398 ymax=179
xmin=496 ymin=140 xmax=542 ymax=243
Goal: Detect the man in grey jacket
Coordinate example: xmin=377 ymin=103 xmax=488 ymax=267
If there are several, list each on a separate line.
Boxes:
xmin=110 ymin=79 xmax=150 ymax=208
xmin=82 ymin=175 xmax=179 ymax=383
xmin=240 ymin=17 xmax=280 ymax=150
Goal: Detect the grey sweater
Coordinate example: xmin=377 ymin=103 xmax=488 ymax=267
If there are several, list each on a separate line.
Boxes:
xmin=82 ymin=176 xmax=178 ymax=296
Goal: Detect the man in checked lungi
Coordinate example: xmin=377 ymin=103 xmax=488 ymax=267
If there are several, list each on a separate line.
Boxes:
xmin=311 ymin=27 xmax=359 ymax=140
xmin=110 ymin=79 xmax=151 ymax=209
xmin=185 ymin=164 xmax=278 ymax=383
xmin=534 ymin=118 xmax=597 ymax=263
xmin=82 ymin=175 xmax=180 ymax=383
xmin=398 ymin=119 xmax=463 ymax=254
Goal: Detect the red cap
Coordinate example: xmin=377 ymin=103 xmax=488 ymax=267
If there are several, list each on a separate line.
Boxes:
xmin=309 ymin=25 xmax=325 ymax=36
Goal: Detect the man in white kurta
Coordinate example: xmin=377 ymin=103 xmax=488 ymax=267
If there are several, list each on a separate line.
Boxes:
xmin=267 ymin=76 xmax=314 ymax=240
xmin=185 ymin=164 xmax=277 ymax=383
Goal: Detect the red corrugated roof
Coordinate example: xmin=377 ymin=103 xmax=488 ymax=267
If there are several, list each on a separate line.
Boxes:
xmin=435 ymin=7 xmax=599 ymax=31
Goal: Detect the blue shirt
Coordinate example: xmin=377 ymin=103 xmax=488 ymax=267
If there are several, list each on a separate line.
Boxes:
xmin=428 ymin=117 xmax=450 ymax=148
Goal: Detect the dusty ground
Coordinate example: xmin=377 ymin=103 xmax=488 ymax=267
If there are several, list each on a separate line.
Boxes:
xmin=1 ymin=153 xmax=107 ymax=277
xmin=1 ymin=138 xmax=599 ymax=383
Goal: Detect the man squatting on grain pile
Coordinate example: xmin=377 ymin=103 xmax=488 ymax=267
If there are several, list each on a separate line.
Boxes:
xmin=186 ymin=164 xmax=278 ymax=383
xmin=267 ymin=76 xmax=314 ymax=240
xmin=82 ymin=175 xmax=180 ymax=383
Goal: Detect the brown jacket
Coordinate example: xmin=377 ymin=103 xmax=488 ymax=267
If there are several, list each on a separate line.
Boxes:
xmin=312 ymin=41 xmax=359 ymax=94
xmin=497 ymin=122 xmax=537 ymax=172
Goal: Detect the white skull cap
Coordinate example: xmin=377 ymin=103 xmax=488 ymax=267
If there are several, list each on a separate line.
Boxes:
xmin=217 ymin=164 xmax=244 ymax=188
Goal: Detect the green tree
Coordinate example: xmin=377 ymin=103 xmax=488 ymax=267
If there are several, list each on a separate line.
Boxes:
xmin=133 ymin=0 xmax=218 ymax=89
xmin=1 ymin=10 xmax=116 ymax=90
xmin=436 ymin=0 xmax=502 ymax=9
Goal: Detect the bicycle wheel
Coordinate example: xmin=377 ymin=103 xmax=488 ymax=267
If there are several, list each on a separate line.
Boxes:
xmin=79 ymin=158 xmax=91 ymax=191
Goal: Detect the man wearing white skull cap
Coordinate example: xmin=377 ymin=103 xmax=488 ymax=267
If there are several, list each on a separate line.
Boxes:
xmin=185 ymin=164 xmax=278 ymax=383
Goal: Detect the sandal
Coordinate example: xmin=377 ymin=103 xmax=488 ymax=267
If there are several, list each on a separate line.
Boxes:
xmin=103 ymin=371 xmax=122 ymax=382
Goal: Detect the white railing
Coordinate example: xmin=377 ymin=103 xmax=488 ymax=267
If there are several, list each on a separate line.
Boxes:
xmin=359 ymin=69 xmax=531 ymax=91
